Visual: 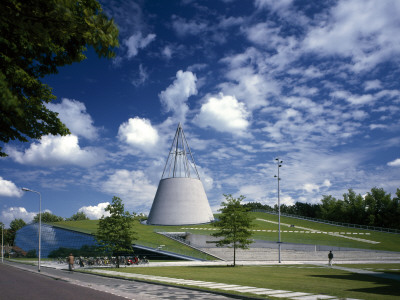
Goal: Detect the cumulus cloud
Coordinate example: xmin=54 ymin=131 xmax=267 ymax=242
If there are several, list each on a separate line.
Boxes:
xmin=195 ymin=93 xmax=250 ymax=135
xmin=159 ymin=70 xmax=197 ymax=121
xmin=102 ymin=169 xmax=157 ymax=209
xmin=46 ymin=98 xmax=98 ymax=140
xmin=8 ymin=135 xmax=102 ymax=167
xmin=0 ymin=207 xmax=36 ymax=227
xmin=78 ymin=202 xmax=110 ymax=219
xmin=388 ymin=158 xmax=400 ymax=167
xmin=118 ymin=117 xmax=159 ymax=151
xmin=124 ymin=32 xmax=156 ymax=58
xmin=0 ymin=177 xmax=23 ymax=197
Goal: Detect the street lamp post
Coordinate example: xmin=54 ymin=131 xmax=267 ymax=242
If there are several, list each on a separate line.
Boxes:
xmin=22 ymin=188 xmax=41 ymax=272
xmin=274 ymin=158 xmax=283 ymax=263
xmin=1 ymin=223 xmax=3 ymax=263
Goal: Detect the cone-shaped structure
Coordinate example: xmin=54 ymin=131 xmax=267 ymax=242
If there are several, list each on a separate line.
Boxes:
xmin=147 ymin=123 xmax=214 ymax=225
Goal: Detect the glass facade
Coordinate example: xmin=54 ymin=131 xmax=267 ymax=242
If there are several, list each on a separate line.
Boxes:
xmin=14 ymin=223 xmax=97 ymax=257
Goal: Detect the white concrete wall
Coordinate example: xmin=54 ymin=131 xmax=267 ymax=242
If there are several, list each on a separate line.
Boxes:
xmin=147 ymin=178 xmax=214 ymax=225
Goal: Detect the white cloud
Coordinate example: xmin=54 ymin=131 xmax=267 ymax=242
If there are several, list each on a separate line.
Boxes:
xmin=245 ymin=23 xmax=286 ymax=48
xmin=254 ymin=0 xmax=294 ymax=12
xmin=172 ymin=16 xmax=208 ymax=37
xmin=47 ymin=98 xmax=98 ymax=140
xmin=78 ymin=202 xmax=110 ymax=219
xmin=118 ymin=117 xmax=159 ymax=151
xmin=0 ymin=207 xmax=36 ymax=227
xmin=131 ymin=64 xmax=149 ymax=87
xmin=0 ymin=177 xmax=23 ymax=197
xmin=8 ymin=135 xmax=102 ymax=167
xmin=162 ymin=46 xmax=173 ymax=59
xmin=102 ymin=169 xmax=157 ymax=209
xmin=330 ymin=90 xmax=376 ymax=106
xmin=159 ymin=70 xmax=197 ymax=121
xmin=219 ymin=48 xmax=280 ymax=109
xmin=388 ymin=158 xmax=400 ymax=167
xmin=124 ymin=32 xmax=156 ymax=58
xmin=303 ymin=183 xmax=319 ymax=193
xmin=303 ymin=0 xmax=400 ymax=71
xmin=364 ymin=80 xmax=382 ymax=91
xmin=195 ymin=93 xmax=250 ymax=135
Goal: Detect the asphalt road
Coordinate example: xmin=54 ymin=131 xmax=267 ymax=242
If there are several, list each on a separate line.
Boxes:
xmin=0 ymin=263 xmax=127 ymax=300
xmin=1 ymin=262 xmax=239 ymax=300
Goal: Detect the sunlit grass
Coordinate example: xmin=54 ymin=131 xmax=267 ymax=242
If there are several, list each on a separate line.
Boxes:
xmin=97 ymin=264 xmax=400 ymax=300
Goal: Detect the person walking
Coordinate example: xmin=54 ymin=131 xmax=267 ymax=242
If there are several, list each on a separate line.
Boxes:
xmin=68 ymin=253 xmax=74 ymax=271
xmin=328 ymin=250 xmax=333 ymax=266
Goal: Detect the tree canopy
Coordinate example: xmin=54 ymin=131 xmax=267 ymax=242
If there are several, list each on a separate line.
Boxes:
xmin=95 ymin=196 xmax=137 ymax=267
xmin=0 ymin=0 xmax=119 ymax=156
xmin=66 ymin=211 xmax=89 ymax=221
xmin=245 ymin=187 xmax=400 ymax=230
xmin=212 ymin=194 xmax=254 ymax=266
xmin=34 ymin=211 xmax=64 ymax=223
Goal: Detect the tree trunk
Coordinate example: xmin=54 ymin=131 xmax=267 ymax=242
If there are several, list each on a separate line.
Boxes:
xmin=116 ymin=255 xmax=120 ymax=268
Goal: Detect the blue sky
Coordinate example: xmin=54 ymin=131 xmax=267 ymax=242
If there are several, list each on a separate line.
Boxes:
xmin=1 ymin=0 xmax=400 ymax=226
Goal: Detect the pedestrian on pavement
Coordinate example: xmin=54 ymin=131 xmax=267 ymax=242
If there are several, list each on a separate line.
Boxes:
xmin=68 ymin=253 xmax=74 ymax=271
xmin=328 ymin=250 xmax=333 ymax=266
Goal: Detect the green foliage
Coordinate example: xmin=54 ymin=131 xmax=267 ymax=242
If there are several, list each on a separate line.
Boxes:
xmin=66 ymin=211 xmax=89 ymax=221
xmin=212 ymin=194 xmax=254 ymax=266
xmin=7 ymin=218 xmax=26 ymax=245
xmin=34 ymin=211 xmax=64 ymax=223
xmin=248 ymin=187 xmax=400 ymax=229
xmin=96 ymin=196 xmax=137 ymax=267
xmin=0 ymin=0 xmax=119 ymax=156
xmin=26 ymin=249 xmax=37 ymax=258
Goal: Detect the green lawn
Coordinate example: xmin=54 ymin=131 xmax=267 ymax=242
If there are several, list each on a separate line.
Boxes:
xmin=99 ymin=264 xmax=400 ymax=300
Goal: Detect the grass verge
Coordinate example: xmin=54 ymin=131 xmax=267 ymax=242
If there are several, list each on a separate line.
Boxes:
xmin=90 ymin=264 xmax=400 ymax=300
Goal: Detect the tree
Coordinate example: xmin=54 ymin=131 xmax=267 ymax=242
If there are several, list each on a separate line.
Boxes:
xmin=96 ymin=196 xmax=137 ymax=268
xmin=212 ymin=194 xmax=254 ymax=267
xmin=8 ymin=218 xmax=26 ymax=245
xmin=66 ymin=211 xmax=89 ymax=221
xmin=0 ymin=0 xmax=119 ymax=156
xmin=33 ymin=212 xmax=64 ymax=223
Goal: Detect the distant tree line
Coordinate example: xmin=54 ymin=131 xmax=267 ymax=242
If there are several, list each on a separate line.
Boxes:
xmin=243 ymin=187 xmax=400 ymax=230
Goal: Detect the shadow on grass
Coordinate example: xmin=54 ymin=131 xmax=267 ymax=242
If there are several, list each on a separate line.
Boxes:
xmin=310 ymin=273 xmax=400 ymax=297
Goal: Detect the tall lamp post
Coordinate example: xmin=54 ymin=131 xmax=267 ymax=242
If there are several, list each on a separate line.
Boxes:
xmin=1 ymin=223 xmax=3 ymax=263
xmin=274 ymin=158 xmax=283 ymax=263
xmin=22 ymin=188 xmax=41 ymax=272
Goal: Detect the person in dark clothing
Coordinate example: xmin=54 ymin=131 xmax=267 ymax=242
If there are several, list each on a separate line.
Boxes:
xmin=328 ymin=251 xmax=333 ymax=266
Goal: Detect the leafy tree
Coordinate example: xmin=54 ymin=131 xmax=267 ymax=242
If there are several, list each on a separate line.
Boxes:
xmin=0 ymin=0 xmax=119 ymax=156
xmin=33 ymin=212 xmax=64 ymax=223
xmin=212 ymin=194 xmax=254 ymax=267
xmin=8 ymin=218 xmax=26 ymax=245
xmin=26 ymin=249 xmax=37 ymax=258
xmin=96 ymin=196 xmax=137 ymax=268
xmin=66 ymin=211 xmax=89 ymax=221
xmin=343 ymin=189 xmax=366 ymax=225
xmin=365 ymin=187 xmax=393 ymax=227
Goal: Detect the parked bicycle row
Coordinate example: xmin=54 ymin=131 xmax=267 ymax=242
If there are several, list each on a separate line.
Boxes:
xmin=54 ymin=255 xmax=149 ymax=267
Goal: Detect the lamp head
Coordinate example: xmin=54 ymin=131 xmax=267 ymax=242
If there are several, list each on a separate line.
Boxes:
xmin=22 ymin=188 xmax=31 ymax=192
